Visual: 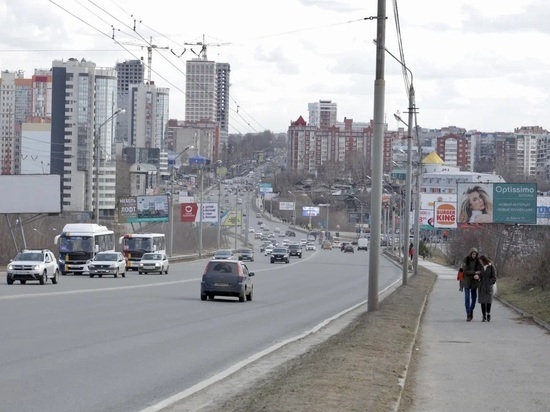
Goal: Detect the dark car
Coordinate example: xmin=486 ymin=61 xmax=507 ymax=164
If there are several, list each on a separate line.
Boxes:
xmin=270 ymin=247 xmax=290 ymax=264
xmin=200 ymin=259 xmax=254 ymax=302
xmin=237 ymin=248 xmax=254 ymax=261
xmin=344 ymin=244 xmax=355 ymax=253
xmin=285 ymin=230 xmax=296 ymax=237
xmin=287 ymin=244 xmax=302 ymax=258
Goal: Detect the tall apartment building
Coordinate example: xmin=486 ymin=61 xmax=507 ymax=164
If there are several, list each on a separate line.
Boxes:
xmin=0 ymin=71 xmax=19 ymax=175
xmin=435 ymin=133 xmax=473 ymax=171
xmin=185 ymin=58 xmax=230 ymax=153
xmin=216 ymin=62 xmax=230 ymax=145
xmin=51 ymin=58 xmax=119 ymax=219
xmin=495 ymin=134 xmax=538 ymax=180
xmin=287 ymin=116 xmax=392 ymax=177
xmin=116 ymin=60 xmax=145 ymax=144
xmin=308 ymin=100 xmax=337 ymax=129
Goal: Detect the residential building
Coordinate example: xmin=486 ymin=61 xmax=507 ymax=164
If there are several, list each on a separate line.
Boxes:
xmin=116 ymin=60 xmax=145 ymax=144
xmin=435 ymin=133 xmax=472 ymax=171
xmin=495 ymin=133 xmax=538 ymax=181
xmin=308 ymin=100 xmax=337 ymax=129
xmin=51 ymin=58 xmax=119 ymax=219
xmin=185 ymin=58 xmax=230 ymax=152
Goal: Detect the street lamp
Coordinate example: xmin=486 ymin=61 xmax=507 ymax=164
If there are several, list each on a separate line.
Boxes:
xmin=320 ymin=194 xmax=331 ymax=233
xmin=169 ymin=145 xmax=193 ymax=257
xmin=94 ymin=108 xmax=125 ymax=224
xmin=288 ymin=190 xmax=297 ymax=227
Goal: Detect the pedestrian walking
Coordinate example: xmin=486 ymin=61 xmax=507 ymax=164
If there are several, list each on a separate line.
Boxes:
xmin=462 ymin=248 xmax=482 ymax=321
xmin=478 ymin=255 xmax=497 ymax=322
xmin=408 ymin=242 xmax=414 ymax=259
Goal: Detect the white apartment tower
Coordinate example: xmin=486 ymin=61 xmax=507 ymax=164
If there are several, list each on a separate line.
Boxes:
xmin=185 ymin=58 xmax=230 ymax=149
xmin=308 ymin=100 xmax=337 ymax=129
xmin=51 ymin=58 xmax=119 ymax=219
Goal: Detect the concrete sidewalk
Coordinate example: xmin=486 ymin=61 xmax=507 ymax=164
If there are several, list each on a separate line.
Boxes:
xmin=409 ymin=260 xmax=550 ymax=412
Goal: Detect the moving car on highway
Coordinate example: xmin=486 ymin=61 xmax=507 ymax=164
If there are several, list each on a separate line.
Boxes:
xmin=213 ymin=249 xmax=234 ymax=260
xmin=200 ymin=259 xmax=254 ymax=302
xmin=88 ymin=251 xmax=127 ymax=278
xmin=271 ymin=247 xmax=290 ymax=264
xmin=287 ymin=244 xmax=303 ymax=258
xmin=138 ymin=252 xmax=169 ymax=275
xmin=237 ymin=248 xmax=255 ymax=262
xmin=6 ymin=249 xmax=60 ymax=285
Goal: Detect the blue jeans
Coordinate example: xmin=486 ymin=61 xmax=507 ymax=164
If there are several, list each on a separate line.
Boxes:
xmin=464 ymin=287 xmax=477 ymax=315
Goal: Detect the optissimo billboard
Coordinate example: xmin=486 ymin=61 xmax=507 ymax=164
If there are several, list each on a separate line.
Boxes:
xmin=457 ymin=183 xmax=537 ymax=225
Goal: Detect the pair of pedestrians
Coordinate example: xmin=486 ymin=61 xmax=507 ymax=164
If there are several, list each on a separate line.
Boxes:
xmin=460 ymin=248 xmax=497 ymax=321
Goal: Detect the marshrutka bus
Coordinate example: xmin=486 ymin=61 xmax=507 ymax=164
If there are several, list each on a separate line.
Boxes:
xmin=54 ymin=223 xmax=115 ymax=275
xmin=119 ymin=233 xmax=166 ymax=271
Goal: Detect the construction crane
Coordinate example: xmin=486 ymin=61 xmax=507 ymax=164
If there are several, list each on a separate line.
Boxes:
xmin=117 ymin=36 xmax=169 ymax=84
xmin=183 ymin=34 xmax=231 ymax=60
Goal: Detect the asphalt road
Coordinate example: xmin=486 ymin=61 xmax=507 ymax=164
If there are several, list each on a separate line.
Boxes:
xmin=0 ymin=242 xmax=402 ymax=412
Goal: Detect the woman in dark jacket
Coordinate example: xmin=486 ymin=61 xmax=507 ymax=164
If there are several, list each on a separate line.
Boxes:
xmin=478 ymin=255 xmax=497 ymax=322
xmin=463 ymin=248 xmax=482 ymax=321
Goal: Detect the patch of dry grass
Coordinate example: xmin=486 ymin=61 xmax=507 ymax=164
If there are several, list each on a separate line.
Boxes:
xmin=496 ymin=277 xmax=550 ymax=325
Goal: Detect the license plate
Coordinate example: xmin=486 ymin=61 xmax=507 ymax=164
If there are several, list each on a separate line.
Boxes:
xmin=214 ymin=283 xmax=229 ymax=287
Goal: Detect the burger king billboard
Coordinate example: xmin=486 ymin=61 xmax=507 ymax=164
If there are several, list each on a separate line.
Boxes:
xmin=433 ymin=201 xmax=457 ymax=228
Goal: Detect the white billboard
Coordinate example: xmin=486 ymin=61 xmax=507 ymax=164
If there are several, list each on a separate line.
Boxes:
xmin=197 ymin=202 xmax=219 ymax=223
xmin=279 ymin=201 xmax=295 ymax=211
xmin=0 ymin=175 xmax=61 ymax=214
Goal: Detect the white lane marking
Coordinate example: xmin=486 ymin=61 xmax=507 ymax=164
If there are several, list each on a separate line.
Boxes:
xmin=140 ymin=277 xmax=401 ymax=412
xmin=0 ymin=279 xmax=198 ymax=300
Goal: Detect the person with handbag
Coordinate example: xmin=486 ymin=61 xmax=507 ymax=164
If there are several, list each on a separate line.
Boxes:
xmin=462 ymin=248 xmax=482 ymax=321
xmin=478 ymin=255 xmax=497 ymax=322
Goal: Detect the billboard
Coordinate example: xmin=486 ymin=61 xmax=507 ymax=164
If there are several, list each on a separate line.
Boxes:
xmin=457 ymin=183 xmax=537 ymax=225
xmin=222 ymin=210 xmax=243 ymax=226
xmin=302 ymin=206 xmax=319 ymax=217
xmin=259 ymin=183 xmax=273 ymax=193
xmin=180 ymin=203 xmax=198 ymax=223
xmin=0 ymin=175 xmax=61 ymax=214
xmin=433 ymin=202 xmax=458 ymax=229
xmin=536 ymin=196 xmax=550 ymax=225
xmin=197 ymin=202 xmax=219 ymax=223
xmin=279 ymin=201 xmax=295 ymax=211
xmin=135 ymin=195 xmax=169 ymax=222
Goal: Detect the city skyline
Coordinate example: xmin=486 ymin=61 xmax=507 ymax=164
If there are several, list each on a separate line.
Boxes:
xmin=0 ymin=0 xmax=548 ymax=134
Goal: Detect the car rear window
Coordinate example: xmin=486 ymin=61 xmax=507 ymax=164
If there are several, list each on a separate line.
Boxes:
xmin=273 ymin=248 xmax=287 ymax=253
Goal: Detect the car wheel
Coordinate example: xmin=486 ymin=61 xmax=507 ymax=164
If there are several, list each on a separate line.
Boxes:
xmin=208 ymin=294 xmax=215 ymax=300
xmin=114 ymin=269 xmax=119 ymax=278
xmin=61 ymin=271 xmax=67 ymax=276
xmin=247 ymin=288 xmax=253 ymax=301
xmin=239 ymin=291 xmax=246 ymax=302
xmin=201 ymin=293 xmax=207 ymax=301
xmin=20 ymin=280 xmax=27 ymax=284
xmin=52 ymin=270 xmax=59 ymax=284
xmin=165 ymin=266 xmax=169 ymax=274
xmin=122 ymin=269 xmax=126 ymax=278
xmin=7 ymin=276 xmax=14 ymax=285
xmin=39 ymin=270 xmax=47 ymax=285
xmin=138 ymin=271 xmax=142 ymax=275
xmin=90 ymin=274 xmax=94 ymax=278
xmin=98 ymin=275 xmax=103 ymax=278
xmin=270 ymin=259 xmax=274 ymax=263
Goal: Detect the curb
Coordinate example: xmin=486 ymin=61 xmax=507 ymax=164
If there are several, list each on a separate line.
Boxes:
xmin=495 ymin=295 xmax=550 ymax=331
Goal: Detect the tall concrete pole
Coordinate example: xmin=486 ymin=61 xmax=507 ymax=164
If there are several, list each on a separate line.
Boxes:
xmin=368 ymin=0 xmax=386 ymax=312
xmin=402 ymin=84 xmax=414 ymax=285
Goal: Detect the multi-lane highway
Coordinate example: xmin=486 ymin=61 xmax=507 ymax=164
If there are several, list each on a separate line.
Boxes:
xmin=0 ymin=189 xmax=402 ymax=411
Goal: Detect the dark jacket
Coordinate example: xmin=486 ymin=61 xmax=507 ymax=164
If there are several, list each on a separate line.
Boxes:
xmin=478 ymin=263 xmax=497 ymax=304
xmin=462 ymin=248 xmax=482 ymax=289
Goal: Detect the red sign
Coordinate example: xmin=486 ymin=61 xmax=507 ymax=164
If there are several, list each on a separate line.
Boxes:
xmin=180 ymin=203 xmax=198 ymax=222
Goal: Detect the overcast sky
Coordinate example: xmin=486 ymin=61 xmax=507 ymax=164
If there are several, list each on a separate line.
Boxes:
xmin=1 ymin=0 xmax=548 ymax=135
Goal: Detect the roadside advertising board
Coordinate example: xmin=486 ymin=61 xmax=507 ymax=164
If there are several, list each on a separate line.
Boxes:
xmin=433 ymin=202 xmax=458 ymax=228
xmin=302 ymin=206 xmax=320 ymax=217
xmin=180 ymin=203 xmax=198 ymax=223
xmin=197 ymin=202 xmax=219 ymax=223
xmin=457 ymin=183 xmax=537 ymax=225
xmin=279 ymin=201 xmax=295 ymax=211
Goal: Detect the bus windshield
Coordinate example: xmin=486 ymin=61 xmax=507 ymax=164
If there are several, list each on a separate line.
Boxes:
xmin=59 ymin=236 xmax=94 ymax=253
xmin=122 ymin=237 xmax=153 ymax=251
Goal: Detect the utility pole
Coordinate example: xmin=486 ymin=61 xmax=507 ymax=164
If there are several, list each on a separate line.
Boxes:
xmin=217 ymin=179 xmax=222 ymax=249
xmin=368 ymin=0 xmax=387 ymax=312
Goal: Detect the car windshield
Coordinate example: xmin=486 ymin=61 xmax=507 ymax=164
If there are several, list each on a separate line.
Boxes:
xmin=16 ymin=252 xmax=43 ymax=261
xmin=143 ymin=253 xmax=161 ymax=260
xmin=238 ymin=249 xmax=251 ymax=253
xmin=215 ymin=250 xmax=232 ymax=257
xmin=95 ymin=253 xmax=117 ymax=261
xmin=273 ymin=248 xmax=287 ymax=253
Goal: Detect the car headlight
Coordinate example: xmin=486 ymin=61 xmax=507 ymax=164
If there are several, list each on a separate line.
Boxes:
xmin=139 ymin=263 xmax=144 ymax=267
xmin=7 ymin=264 xmax=14 ymax=270
xmin=32 ymin=265 xmax=41 ymax=270
xmin=155 ymin=263 xmax=161 ymax=267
